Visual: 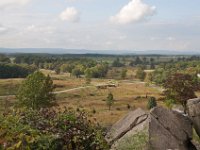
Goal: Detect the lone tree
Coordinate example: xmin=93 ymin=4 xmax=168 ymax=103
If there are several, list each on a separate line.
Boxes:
xmin=106 ymin=92 xmax=114 ymax=110
xmin=121 ymin=68 xmax=127 ymax=79
xmin=17 ymin=71 xmax=56 ymax=109
xmin=147 ymin=97 xmax=157 ymax=110
xmin=136 ymin=68 xmax=146 ymax=81
xmin=164 ymin=73 xmax=199 ymax=113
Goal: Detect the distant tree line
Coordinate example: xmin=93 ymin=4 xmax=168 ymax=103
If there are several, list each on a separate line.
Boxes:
xmin=0 ymin=63 xmax=37 ymax=78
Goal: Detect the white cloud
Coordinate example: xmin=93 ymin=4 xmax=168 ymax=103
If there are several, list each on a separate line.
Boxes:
xmin=167 ymin=36 xmax=176 ymax=41
xmin=0 ymin=0 xmax=30 ymax=9
xmin=0 ymin=24 xmax=8 ymax=34
xmin=59 ymin=7 xmax=80 ymax=22
xmin=26 ymin=25 xmax=55 ymax=34
xmin=110 ymin=0 xmax=156 ymax=25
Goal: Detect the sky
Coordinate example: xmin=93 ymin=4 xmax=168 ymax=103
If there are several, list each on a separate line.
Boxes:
xmin=0 ymin=0 xmax=200 ymax=52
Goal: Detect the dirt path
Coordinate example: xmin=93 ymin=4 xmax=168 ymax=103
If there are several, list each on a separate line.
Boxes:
xmin=53 ymin=85 xmax=94 ymax=94
xmin=0 ymin=80 xmax=164 ymax=98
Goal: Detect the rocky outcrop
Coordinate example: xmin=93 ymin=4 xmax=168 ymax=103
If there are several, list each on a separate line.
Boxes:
xmin=187 ymin=98 xmax=200 ymax=138
xmin=150 ymin=106 xmax=194 ymax=150
xmin=105 ymin=108 xmax=148 ymax=144
xmin=106 ymin=106 xmax=198 ymax=150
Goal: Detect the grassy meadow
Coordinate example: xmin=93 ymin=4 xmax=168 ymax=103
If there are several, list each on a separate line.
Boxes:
xmin=0 ymin=69 xmax=163 ymax=127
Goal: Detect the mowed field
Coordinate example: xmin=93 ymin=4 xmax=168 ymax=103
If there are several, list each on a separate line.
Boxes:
xmin=0 ymin=69 xmax=163 ymax=127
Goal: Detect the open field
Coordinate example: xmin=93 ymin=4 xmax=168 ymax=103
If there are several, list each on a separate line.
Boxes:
xmin=0 ymin=69 xmax=163 ymax=127
xmin=55 ymin=80 xmax=163 ymax=127
xmin=0 ymin=77 xmax=163 ymax=126
xmin=0 ymin=79 xmax=23 ymax=96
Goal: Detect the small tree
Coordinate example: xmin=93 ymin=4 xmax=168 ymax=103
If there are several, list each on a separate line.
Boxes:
xmin=164 ymin=73 xmax=198 ymax=113
xmin=121 ymin=69 xmax=127 ymax=79
xmin=136 ymin=68 xmax=146 ymax=81
xmin=17 ymin=71 xmax=56 ymax=109
xmin=147 ymin=97 xmax=157 ymax=110
xmin=84 ymin=68 xmax=92 ymax=84
xmin=106 ymin=92 xmax=114 ymax=110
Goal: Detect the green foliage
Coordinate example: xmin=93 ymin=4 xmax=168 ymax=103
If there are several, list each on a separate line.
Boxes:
xmin=147 ymin=97 xmax=157 ymax=110
xmin=136 ymin=68 xmax=146 ymax=81
xmin=72 ymin=68 xmax=82 ymax=78
xmin=164 ymin=73 xmax=198 ymax=113
xmin=0 ymin=109 xmax=108 ymax=150
xmin=0 ymin=54 xmax=10 ymax=63
xmin=120 ymin=69 xmax=127 ymax=79
xmin=0 ymin=63 xmax=37 ymax=79
xmin=164 ymin=99 xmax=176 ymax=109
xmin=112 ymin=58 xmax=124 ymax=67
xmin=16 ymin=71 xmax=56 ymax=110
xmin=106 ymin=92 xmax=114 ymax=110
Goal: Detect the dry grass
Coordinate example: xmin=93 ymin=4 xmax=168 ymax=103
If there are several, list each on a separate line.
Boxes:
xmin=0 ymin=70 xmax=163 ymax=127
xmin=56 ymin=80 xmax=163 ymax=127
xmin=0 ymin=79 xmax=24 ymax=96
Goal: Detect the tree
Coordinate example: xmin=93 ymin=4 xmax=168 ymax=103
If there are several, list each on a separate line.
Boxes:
xmin=112 ymin=58 xmax=124 ymax=67
xmin=17 ymin=71 xmax=56 ymax=109
xmin=121 ymin=68 xmax=127 ymax=79
xmin=136 ymin=68 xmax=146 ymax=81
xmin=147 ymin=97 xmax=157 ymax=110
xmin=164 ymin=73 xmax=198 ymax=113
xmin=106 ymin=92 xmax=114 ymax=110
xmin=84 ymin=68 xmax=92 ymax=84
xmin=72 ymin=68 xmax=82 ymax=78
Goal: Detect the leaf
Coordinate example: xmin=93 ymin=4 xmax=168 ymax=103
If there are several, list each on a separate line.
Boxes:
xmin=16 ymin=141 xmax=22 ymax=148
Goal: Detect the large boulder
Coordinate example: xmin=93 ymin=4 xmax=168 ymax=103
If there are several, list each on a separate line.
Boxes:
xmin=149 ymin=106 xmax=194 ymax=150
xmin=105 ymin=108 xmax=148 ymax=144
xmin=187 ymin=98 xmax=200 ymax=138
xmin=106 ymin=107 xmax=196 ymax=150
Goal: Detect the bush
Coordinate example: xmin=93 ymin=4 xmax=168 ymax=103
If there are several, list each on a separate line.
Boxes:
xmin=92 ymin=108 xmax=96 ymax=114
xmin=127 ymin=104 xmax=131 ymax=110
xmin=16 ymin=71 xmax=56 ymax=110
xmin=165 ymin=99 xmax=176 ymax=109
xmin=147 ymin=97 xmax=157 ymax=110
xmin=0 ymin=109 xmax=109 ymax=150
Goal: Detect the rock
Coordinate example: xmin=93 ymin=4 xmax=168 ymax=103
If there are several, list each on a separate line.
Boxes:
xmin=172 ymin=104 xmax=185 ymax=114
xmin=105 ymin=108 xmax=148 ymax=144
xmin=106 ymin=107 xmax=197 ymax=150
xmin=149 ymin=106 xmax=194 ymax=150
xmin=187 ymin=98 xmax=200 ymax=138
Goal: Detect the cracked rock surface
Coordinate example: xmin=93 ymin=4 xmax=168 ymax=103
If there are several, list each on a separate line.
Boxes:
xmin=149 ymin=106 xmax=194 ymax=150
xmin=106 ymin=106 xmax=198 ymax=150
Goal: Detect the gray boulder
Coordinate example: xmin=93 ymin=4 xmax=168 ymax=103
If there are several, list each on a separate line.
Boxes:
xmin=149 ymin=106 xmax=194 ymax=150
xmin=106 ymin=107 xmax=196 ymax=150
xmin=105 ymin=108 xmax=148 ymax=144
xmin=187 ymin=98 xmax=200 ymax=138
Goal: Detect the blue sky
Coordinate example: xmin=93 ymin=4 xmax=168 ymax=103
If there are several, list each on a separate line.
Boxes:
xmin=0 ymin=0 xmax=200 ymax=52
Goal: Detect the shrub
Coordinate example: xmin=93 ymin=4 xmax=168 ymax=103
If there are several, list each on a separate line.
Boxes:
xmin=147 ymin=97 xmax=157 ymax=110
xmin=16 ymin=71 xmax=56 ymax=110
xmin=127 ymin=104 xmax=131 ymax=110
xmin=0 ymin=109 xmax=109 ymax=150
xmin=165 ymin=99 xmax=176 ymax=109
xmin=92 ymin=108 xmax=96 ymax=114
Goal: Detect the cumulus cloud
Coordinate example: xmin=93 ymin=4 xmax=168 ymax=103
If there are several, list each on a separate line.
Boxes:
xmin=110 ymin=0 xmax=156 ymax=25
xmin=59 ymin=7 xmax=80 ymax=22
xmin=0 ymin=0 xmax=30 ymax=9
